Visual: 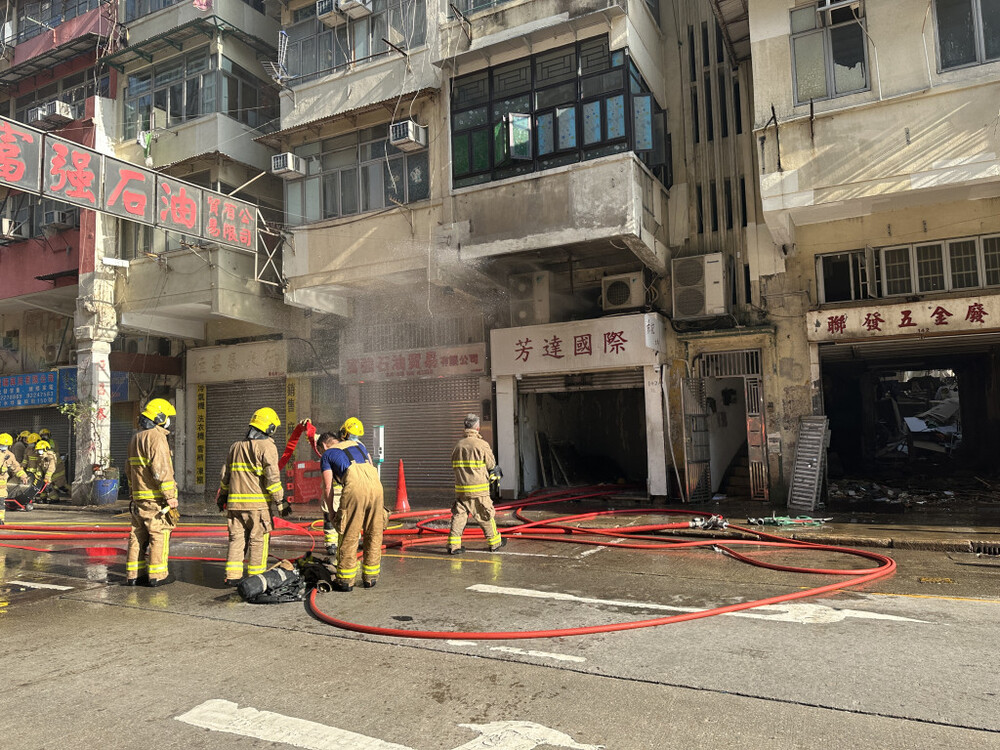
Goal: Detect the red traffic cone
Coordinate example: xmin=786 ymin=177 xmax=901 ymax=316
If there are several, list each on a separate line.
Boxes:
xmin=395 ymin=459 xmax=411 ymax=512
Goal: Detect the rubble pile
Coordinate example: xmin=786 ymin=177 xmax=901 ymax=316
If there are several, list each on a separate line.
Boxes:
xmin=828 ymin=477 xmax=1000 ymax=511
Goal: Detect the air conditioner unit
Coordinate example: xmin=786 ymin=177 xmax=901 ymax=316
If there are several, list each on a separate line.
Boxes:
xmin=271 ymin=152 xmax=307 ymax=178
xmin=816 ymin=0 xmax=860 ymax=21
xmin=337 ymin=0 xmax=372 ymax=19
xmin=27 ymin=103 xmax=51 ymax=124
xmin=389 ymin=120 xmax=427 ymax=152
xmin=41 ymin=209 xmax=76 ymax=230
xmin=2 ymin=21 xmax=15 ymax=46
xmin=0 ymin=217 xmax=28 ymax=240
xmin=601 ymin=272 xmax=646 ymax=312
xmin=671 ymin=253 xmax=729 ymax=320
xmin=43 ymin=100 xmax=74 ymax=126
xmin=317 ymin=0 xmax=346 ymax=26
xmin=509 ymin=271 xmax=551 ymax=326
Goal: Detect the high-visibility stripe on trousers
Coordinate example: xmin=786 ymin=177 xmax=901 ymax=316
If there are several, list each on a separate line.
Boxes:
xmin=226 ymin=508 xmax=271 ymax=581
xmin=449 ymin=494 xmax=500 ymax=551
xmin=334 ymin=462 xmax=385 ymax=585
xmin=126 ymin=500 xmax=171 ymax=582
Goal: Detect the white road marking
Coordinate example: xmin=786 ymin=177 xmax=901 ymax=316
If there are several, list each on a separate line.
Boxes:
xmin=577 ymin=538 xmax=626 ymax=558
xmin=489 ymin=646 xmax=587 ymax=663
xmin=175 ymin=700 xmax=603 ymax=750
xmin=8 ymin=580 xmax=74 ymax=591
xmin=469 ymin=550 xmax=569 ymax=559
xmin=467 ymin=585 xmax=930 ymax=624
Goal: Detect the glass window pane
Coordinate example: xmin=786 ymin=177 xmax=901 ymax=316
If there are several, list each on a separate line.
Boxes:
xmin=493 ymin=120 xmax=510 ymax=166
xmin=534 ymin=46 xmax=577 ymax=86
xmin=830 ymin=23 xmax=866 ymax=93
xmin=606 ymin=95 xmax=625 ymax=140
xmin=632 ymin=94 xmax=652 ymax=150
xmin=323 ymin=147 xmax=356 ymax=170
xmin=406 ymin=0 xmax=426 ymax=47
xmin=353 ymin=18 xmax=370 ymax=59
xmin=916 ymin=243 xmax=946 ymax=292
xmin=581 ymin=69 xmax=624 ymax=98
xmin=790 ymin=6 xmax=816 ymax=33
xmin=583 ymin=100 xmax=602 ymax=145
xmin=492 ymin=94 xmax=530 ymax=122
xmin=537 ymin=112 xmax=554 ymax=155
xmin=168 ymin=82 xmax=183 ymax=125
xmin=793 ymin=31 xmax=828 ymax=101
xmin=508 ymin=113 xmax=532 ymax=159
xmin=304 ymin=176 xmax=321 ymax=223
xmin=452 ymin=132 xmax=470 ymax=176
xmin=407 ymin=151 xmax=429 ymax=201
xmin=186 ymin=77 xmax=201 ymax=118
xmin=384 ymin=157 xmax=404 ymax=206
xmin=949 ymin=239 xmax=979 ymax=288
xmin=471 ymin=128 xmax=490 ymax=172
xmin=323 ymin=172 xmax=339 ymax=218
xmin=452 ymin=71 xmax=488 ymax=109
xmin=984 ymin=236 xmax=1000 ymax=285
xmin=535 ymin=82 xmax=576 ymax=110
xmin=937 ymin=0 xmax=977 ymax=69
xmin=454 ymin=106 xmax=487 ymax=130
xmin=983 ymin=0 xmax=1000 ymax=59
xmin=580 ymin=36 xmax=610 ymax=75
xmin=286 ymin=181 xmax=302 ymax=225
xmin=361 ymin=162 xmax=383 ymax=211
xmin=556 ymin=105 xmax=577 ymax=150
xmin=883 ymin=247 xmax=913 ymax=295
xmin=371 ymin=12 xmax=387 ymax=55
xmin=341 ymin=168 xmax=358 ymax=214
xmin=492 ymin=59 xmax=531 ymax=98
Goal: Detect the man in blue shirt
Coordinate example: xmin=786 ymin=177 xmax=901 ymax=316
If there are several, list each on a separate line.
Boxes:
xmin=320 ymin=418 xmax=387 ymax=591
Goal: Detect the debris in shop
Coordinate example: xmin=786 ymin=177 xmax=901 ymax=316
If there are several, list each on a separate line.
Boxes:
xmin=747 ymin=514 xmax=832 ymax=527
xmin=827 ymin=475 xmax=1000 ymax=510
xmin=534 ymin=432 xmax=628 ymax=486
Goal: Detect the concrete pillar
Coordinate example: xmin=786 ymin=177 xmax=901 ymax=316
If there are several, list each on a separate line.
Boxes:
xmin=644 ymin=364 xmax=668 ymax=499
xmin=495 ymin=375 xmax=518 ymax=498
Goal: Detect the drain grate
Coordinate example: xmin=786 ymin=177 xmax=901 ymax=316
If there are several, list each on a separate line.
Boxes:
xmin=973 ymin=542 xmax=1000 ymax=556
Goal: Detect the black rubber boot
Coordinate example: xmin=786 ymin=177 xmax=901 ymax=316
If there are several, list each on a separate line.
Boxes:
xmin=147 ymin=574 xmax=175 ymax=588
xmin=333 ymin=579 xmax=354 ymax=593
xmin=447 ymin=547 xmax=463 ymax=555
xmin=489 ymin=538 xmax=507 ymax=552
xmin=362 ymin=579 xmax=377 ymax=589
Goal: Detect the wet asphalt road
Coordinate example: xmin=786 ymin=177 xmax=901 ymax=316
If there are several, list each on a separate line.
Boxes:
xmin=2 ymin=507 xmax=999 ymax=750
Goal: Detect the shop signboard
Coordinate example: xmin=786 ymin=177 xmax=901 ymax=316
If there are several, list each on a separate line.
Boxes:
xmin=0 ymin=371 xmax=58 ymax=408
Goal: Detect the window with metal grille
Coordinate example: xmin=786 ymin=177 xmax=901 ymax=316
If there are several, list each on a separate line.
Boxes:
xmin=916 ymin=243 xmax=946 ymax=292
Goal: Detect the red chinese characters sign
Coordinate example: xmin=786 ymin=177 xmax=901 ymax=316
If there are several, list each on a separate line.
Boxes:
xmin=341 ymin=344 xmax=487 ymax=382
xmin=809 ymin=297 xmax=1000 ymax=341
xmin=203 ymin=193 xmax=257 ymax=252
xmin=0 ymin=119 xmax=42 ymax=193
xmin=159 ymin=177 xmax=202 ymax=236
xmin=104 ymin=157 xmax=155 ymax=224
xmin=43 ymin=135 xmax=100 ymax=209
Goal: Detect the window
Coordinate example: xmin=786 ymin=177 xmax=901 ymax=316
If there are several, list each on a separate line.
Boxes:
xmin=874 ymin=235 xmax=1000 ymax=297
xmin=17 ymin=0 xmax=100 ymax=42
xmin=936 ymin=0 xmax=1000 ymax=69
xmin=450 ymin=37 xmax=668 ymax=188
xmin=790 ymin=1 xmax=868 ymax=103
xmin=14 ymin=68 xmax=109 ymax=123
xmin=124 ymin=0 xmax=262 ymax=22
xmin=287 ymin=0 xmax=426 ymax=85
xmin=818 ymin=249 xmax=878 ymax=303
xmin=284 ymin=124 xmax=429 ymax=225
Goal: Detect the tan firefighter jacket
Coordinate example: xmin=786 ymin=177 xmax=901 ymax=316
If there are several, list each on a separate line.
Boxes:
xmin=219 ymin=437 xmax=283 ymax=511
xmin=451 ymin=428 xmax=496 ymax=499
xmin=26 ymin=450 xmax=57 ymax=483
xmin=0 ymin=450 xmax=28 ymax=490
xmin=127 ymin=426 xmax=177 ymax=504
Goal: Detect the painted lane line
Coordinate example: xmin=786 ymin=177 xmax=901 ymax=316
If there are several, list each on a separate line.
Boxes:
xmin=176 ymin=699 xmax=603 ymax=750
xmin=489 ymin=646 xmax=587 ymax=663
xmin=577 ymin=537 xmax=627 ymax=559
xmin=467 ymin=584 xmax=930 ymax=624
xmin=8 ymin=580 xmax=74 ymax=591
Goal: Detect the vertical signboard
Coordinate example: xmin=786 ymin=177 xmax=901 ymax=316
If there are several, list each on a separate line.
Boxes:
xmin=195 ymin=385 xmax=207 ymax=486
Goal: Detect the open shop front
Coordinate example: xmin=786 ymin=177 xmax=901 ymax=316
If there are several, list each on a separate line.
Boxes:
xmin=491 ymin=313 xmax=669 ymax=499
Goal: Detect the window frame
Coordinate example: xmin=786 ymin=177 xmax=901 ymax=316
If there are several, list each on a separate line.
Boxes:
xmin=875 ymin=235 xmax=1000 ymax=298
xmin=816 ymin=248 xmax=879 ymax=303
xmin=934 ymin=0 xmax=1000 ymax=71
xmin=789 ymin=1 xmax=870 ymax=105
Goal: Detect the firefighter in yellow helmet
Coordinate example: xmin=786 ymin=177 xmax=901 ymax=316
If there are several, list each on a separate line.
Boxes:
xmin=219 ymin=407 xmax=290 ymax=586
xmin=448 ymin=414 xmax=503 ymax=554
xmin=320 ymin=417 xmax=387 ymax=591
xmin=39 ymin=428 xmax=68 ymax=500
xmin=23 ymin=434 xmax=54 ymax=512
xmin=0 ymin=433 xmax=29 ymax=525
xmin=315 ymin=417 xmax=365 ymax=556
xmin=12 ymin=430 xmax=30 ymax=465
xmin=125 ymin=398 xmax=178 ymax=587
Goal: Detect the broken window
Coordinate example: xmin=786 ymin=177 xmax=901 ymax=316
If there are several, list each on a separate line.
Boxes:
xmin=790 ymin=1 xmax=868 ymax=104
xmin=817 ymin=249 xmax=878 ymax=303
xmin=936 ymin=0 xmax=1000 ymax=70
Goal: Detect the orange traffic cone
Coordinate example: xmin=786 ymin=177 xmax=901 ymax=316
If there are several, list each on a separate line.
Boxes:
xmin=395 ymin=459 xmax=411 ymax=512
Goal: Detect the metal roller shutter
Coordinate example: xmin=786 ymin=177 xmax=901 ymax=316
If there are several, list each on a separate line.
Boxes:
xmin=110 ymin=403 xmax=137 ymax=480
xmin=205 ymin=379 xmax=286 ymax=497
xmin=361 ymin=376 xmax=481 ymax=491
xmin=517 ymin=368 xmax=644 ymax=393
xmin=0 ymin=406 xmax=71 ymax=455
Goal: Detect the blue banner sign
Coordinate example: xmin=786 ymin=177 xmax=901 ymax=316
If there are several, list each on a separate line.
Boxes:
xmin=0 ymin=371 xmax=58 ymax=408
xmin=57 ymin=367 xmax=129 ymax=404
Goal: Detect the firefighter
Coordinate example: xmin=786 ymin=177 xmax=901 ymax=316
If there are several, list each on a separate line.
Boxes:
xmin=448 ymin=414 xmax=504 ymax=555
xmin=39 ymin=428 xmax=68 ymax=500
xmin=24 ymin=437 xmax=55 ymax=512
xmin=219 ymin=407 xmax=290 ymax=586
xmin=0 ymin=433 xmax=29 ymax=525
xmin=12 ymin=430 xmax=30 ymax=465
xmin=125 ymin=398 xmax=178 ymax=587
xmin=320 ymin=417 xmax=386 ymax=591
xmin=316 ymin=430 xmax=342 ymax=557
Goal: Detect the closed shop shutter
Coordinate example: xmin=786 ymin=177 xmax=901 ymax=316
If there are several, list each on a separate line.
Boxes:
xmin=518 ymin=368 xmax=644 ymax=393
xmin=361 ymin=376 xmax=481 ymax=490
xmin=110 ymin=402 xmax=137 ymax=480
xmin=205 ymin=378 xmax=286 ymax=497
xmin=3 ymin=406 xmax=71 ymax=456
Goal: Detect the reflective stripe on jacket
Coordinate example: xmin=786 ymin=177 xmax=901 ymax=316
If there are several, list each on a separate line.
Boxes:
xmin=451 ymin=428 xmax=495 ymax=498
xmin=219 ymin=437 xmax=283 ymax=510
xmin=127 ymin=426 xmax=177 ymax=503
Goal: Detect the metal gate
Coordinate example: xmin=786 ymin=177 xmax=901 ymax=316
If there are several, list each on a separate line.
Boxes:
xmin=361 ymin=376 xmax=481 ymax=490
xmin=205 ymin=378 xmax=286 ymax=497
xmin=681 ymin=377 xmax=711 ymax=503
xmin=516 ymin=369 xmax=644 ymax=393
xmin=744 ymin=376 xmax=768 ymax=500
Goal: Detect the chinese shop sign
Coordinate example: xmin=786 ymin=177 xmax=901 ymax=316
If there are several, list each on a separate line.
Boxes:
xmin=342 ymin=344 xmax=487 ymax=382
xmin=0 ymin=371 xmax=57 ymax=408
xmin=0 ymin=115 xmax=258 ymax=252
xmin=491 ymin=313 xmax=666 ymax=376
xmin=808 ymin=295 xmax=1000 ymax=341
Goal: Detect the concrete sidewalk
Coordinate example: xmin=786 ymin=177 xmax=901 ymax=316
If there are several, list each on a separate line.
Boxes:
xmin=20 ymin=490 xmax=1000 ymax=554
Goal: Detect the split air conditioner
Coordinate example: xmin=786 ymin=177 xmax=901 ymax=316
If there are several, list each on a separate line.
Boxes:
xmin=337 ymin=0 xmax=372 ymax=19
xmin=671 ymin=253 xmax=729 ymax=320
xmin=0 ymin=217 xmax=28 ymax=240
xmin=316 ymin=0 xmax=346 ymax=26
xmin=601 ymin=272 xmax=646 ymax=312
xmin=41 ymin=209 xmax=77 ymax=230
xmin=389 ymin=120 xmax=427 ymax=152
xmin=271 ymin=152 xmax=307 ymax=178
xmin=509 ymin=271 xmax=551 ymax=326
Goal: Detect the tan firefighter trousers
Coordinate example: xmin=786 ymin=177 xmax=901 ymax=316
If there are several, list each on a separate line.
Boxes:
xmin=126 ymin=500 xmax=174 ymax=581
xmin=335 ymin=463 xmax=386 ymax=585
xmin=226 ymin=508 xmax=272 ymax=580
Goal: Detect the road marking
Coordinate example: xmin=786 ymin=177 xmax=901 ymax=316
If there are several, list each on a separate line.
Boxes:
xmin=176 ymin=699 xmax=603 ymax=750
xmin=866 ymin=591 xmax=1000 ymax=604
xmin=578 ymin=537 xmax=626 ymax=558
xmin=467 ymin=584 xmax=929 ymax=624
xmin=446 ymin=640 xmax=587 ymax=663
xmin=7 ymin=580 xmax=74 ymax=590
xmin=384 ymin=553 xmax=498 ymax=565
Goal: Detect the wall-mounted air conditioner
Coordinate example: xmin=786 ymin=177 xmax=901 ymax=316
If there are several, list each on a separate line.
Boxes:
xmin=601 ymin=272 xmax=645 ymax=312
xmin=41 ymin=209 xmax=76 ymax=230
xmin=816 ymin=0 xmax=860 ymax=21
xmin=671 ymin=253 xmax=728 ymax=320
xmin=337 ymin=0 xmax=372 ymax=19
xmin=271 ymin=152 xmax=307 ymax=178
xmin=44 ymin=100 xmax=74 ymax=126
xmin=389 ymin=120 xmax=427 ymax=152
xmin=2 ymin=21 xmax=15 ymax=46
xmin=27 ymin=103 xmax=49 ymax=124
xmin=317 ymin=0 xmax=345 ymax=26
xmin=0 ymin=217 xmax=28 ymax=240
xmin=509 ymin=271 xmax=551 ymax=326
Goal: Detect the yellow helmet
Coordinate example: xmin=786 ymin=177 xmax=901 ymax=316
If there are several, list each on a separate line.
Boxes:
xmin=18 ymin=430 xmax=30 ymax=439
xmin=141 ymin=398 xmax=176 ymax=426
xmin=35 ymin=440 xmax=51 ymax=451
xmin=339 ymin=417 xmax=364 ymax=439
xmin=0 ymin=433 xmax=13 ymax=446
xmin=39 ymin=428 xmax=51 ymax=436
xmin=27 ymin=432 xmax=40 ymax=444
xmin=249 ymin=407 xmax=281 ymax=436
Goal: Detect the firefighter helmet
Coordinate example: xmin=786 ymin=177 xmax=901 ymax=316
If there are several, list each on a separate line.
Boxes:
xmin=18 ymin=430 xmax=30 ymax=439
xmin=39 ymin=428 xmax=51 ymax=437
xmin=249 ymin=407 xmax=281 ymax=436
xmin=339 ymin=417 xmax=364 ymax=439
xmin=0 ymin=433 xmax=13 ymax=446
xmin=27 ymin=432 xmax=40 ymax=445
xmin=141 ymin=398 xmax=176 ymax=426
xmin=35 ymin=440 xmax=51 ymax=451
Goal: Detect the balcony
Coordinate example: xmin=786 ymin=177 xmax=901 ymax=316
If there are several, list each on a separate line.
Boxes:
xmin=452 ymin=152 xmax=669 ymax=274
xmin=117 ymin=246 xmax=288 ymax=339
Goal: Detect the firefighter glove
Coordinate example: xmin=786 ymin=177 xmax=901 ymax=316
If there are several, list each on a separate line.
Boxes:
xmin=216 ymin=491 xmax=228 ymax=513
xmin=488 ymin=466 xmax=503 ymax=483
xmin=166 ymin=508 xmax=181 ymax=526
xmin=277 ymin=498 xmax=292 ymax=518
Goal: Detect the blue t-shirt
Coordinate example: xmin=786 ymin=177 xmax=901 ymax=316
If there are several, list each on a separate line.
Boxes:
xmin=321 ymin=441 xmax=370 ymax=482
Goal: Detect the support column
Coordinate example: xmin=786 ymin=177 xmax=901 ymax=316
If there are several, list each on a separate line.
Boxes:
xmin=644 ymin=364 xmax=668 ymax=499
xmin=494 ymin=375 xmax=518 ymax=498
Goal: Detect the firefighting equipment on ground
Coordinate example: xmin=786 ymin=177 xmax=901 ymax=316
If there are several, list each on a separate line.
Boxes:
xmin=126 ymin=404 xmax=178 ymax=585
xmin=449 ymin=418 xmax=502 ymax=553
